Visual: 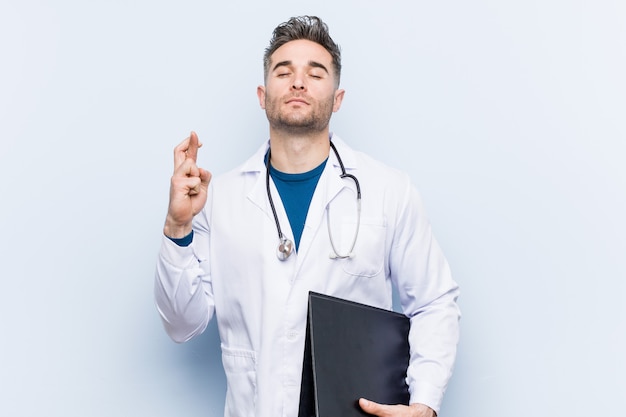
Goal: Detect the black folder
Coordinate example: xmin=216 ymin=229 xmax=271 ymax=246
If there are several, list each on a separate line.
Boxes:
xmin=298 ymin=292 xmax=410 ymax=417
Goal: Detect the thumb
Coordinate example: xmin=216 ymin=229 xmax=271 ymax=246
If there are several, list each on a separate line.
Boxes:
xmin=199 ymin=168 xmax=212 ymax=186
xmin=359 ymin=398 xmax=388 ymax=416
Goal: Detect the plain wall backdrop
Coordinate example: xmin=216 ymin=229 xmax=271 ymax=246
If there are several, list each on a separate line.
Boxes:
xmin=1 ymin=0 xmax=624 ymax=416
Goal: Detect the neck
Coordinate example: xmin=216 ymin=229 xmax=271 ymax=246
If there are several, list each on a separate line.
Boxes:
xmin=268 ymin=128 xmax=330 ymax=173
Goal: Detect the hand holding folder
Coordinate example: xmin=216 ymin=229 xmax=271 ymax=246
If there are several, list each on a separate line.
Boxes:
xmin=298 ymin=292 xmax=411 ymax=417
xmin=358 ymin=399 xmax=436 ymax=417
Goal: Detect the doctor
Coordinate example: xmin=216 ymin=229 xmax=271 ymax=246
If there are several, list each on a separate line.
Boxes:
xmin=155 ymin=15 xmax=460 ymax=417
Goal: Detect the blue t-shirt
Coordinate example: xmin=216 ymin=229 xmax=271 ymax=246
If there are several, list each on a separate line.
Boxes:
xmin=269 ymin=159 xmax=327 ymax=251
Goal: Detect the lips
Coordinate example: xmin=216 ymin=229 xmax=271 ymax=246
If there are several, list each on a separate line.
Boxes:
xmin=285 ymin=96 xmax=309 ymax=105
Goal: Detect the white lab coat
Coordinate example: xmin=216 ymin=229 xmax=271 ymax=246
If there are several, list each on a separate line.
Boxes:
xmin=155 ymin=135 xmax=460 ymax=417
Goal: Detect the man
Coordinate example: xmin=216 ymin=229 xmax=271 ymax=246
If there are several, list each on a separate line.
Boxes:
xmin=155 ymin=15 xmax=460 ymax=417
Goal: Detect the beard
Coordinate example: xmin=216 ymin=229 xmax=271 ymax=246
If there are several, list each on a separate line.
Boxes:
xmin=263 ymin=91 xmax=335 ymax=135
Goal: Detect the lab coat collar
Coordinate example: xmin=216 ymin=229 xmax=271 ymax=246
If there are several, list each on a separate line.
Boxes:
xmin=240 ymin=139 xmax=271 ymax=174
xmin=241 ymin=139 xmax=273 ymax=222
xmin=327 ymin=133 xmax=358 ymax=172
xmin=297 ymin=134 xmax=360 ymax=271
xmin=239 ymin=133 xmax=359 ymax=252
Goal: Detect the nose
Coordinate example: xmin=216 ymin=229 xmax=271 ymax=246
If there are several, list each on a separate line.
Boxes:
xmin=291 ymin=73 xmax=306 ymax=90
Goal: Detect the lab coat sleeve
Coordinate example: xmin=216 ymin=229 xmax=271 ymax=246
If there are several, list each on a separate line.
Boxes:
xmin=154 ymin=198 xmax=215 ymax=344
xmin=390 ymin=176 xmax=461 ymax=413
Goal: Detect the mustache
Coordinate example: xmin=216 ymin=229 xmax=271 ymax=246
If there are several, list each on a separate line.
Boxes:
xmin=285 ymin=92 xmax=309 ymax=99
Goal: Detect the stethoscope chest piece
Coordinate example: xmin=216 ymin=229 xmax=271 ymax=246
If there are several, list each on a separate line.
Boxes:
xmin=276 ymin=237 xmax=294 ymax=261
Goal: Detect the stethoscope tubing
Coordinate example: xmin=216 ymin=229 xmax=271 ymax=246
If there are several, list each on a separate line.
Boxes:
xmin=266 ymin=140 xmax=361 ymax=261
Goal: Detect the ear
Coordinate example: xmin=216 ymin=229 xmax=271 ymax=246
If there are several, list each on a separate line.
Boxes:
xmin=257 ymin=85 xmax=266 ymax=109
xmin=332 ymin=89 xmax=345 ymax=112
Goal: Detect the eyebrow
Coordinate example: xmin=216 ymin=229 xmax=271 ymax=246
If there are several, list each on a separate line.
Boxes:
xmin=272 ymin=60 xmax=330 ymax=74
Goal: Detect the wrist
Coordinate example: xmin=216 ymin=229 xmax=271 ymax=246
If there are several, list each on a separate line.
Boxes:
xmin=409 ymin=403 xmax=436 ymax=417
xmin=163 ymin=219 xmax=193 ymax=239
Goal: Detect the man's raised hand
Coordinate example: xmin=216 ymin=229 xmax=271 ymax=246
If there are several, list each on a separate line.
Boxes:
xmin=163 ymin=131 xmax=212 ymax=239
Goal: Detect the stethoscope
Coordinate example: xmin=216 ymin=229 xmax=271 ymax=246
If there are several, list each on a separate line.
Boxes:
xmin=266 ymin=141 xmax=361 ymax=261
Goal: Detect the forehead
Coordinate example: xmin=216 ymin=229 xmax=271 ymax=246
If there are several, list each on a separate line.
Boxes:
xmin=269 ymin=39 xmax=333 ymax=68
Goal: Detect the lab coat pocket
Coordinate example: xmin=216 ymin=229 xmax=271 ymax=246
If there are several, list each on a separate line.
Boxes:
xmin=339 ymin=217 xmax=386 ymax=278
xmin=221 ymin=345 xmax=257 ymax=417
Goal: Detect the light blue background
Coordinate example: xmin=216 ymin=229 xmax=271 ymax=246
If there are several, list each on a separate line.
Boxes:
xmin=1 ymin=1 xmax=624 ymax=416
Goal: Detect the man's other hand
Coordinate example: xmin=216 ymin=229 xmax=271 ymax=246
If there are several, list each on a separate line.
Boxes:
xmin=359 ymin=398 xmax=436 ymax=417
